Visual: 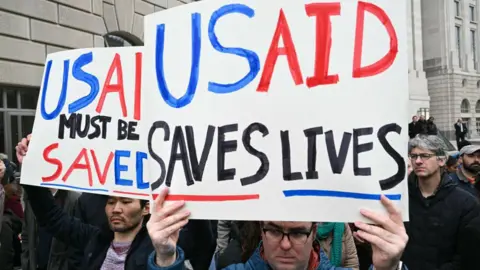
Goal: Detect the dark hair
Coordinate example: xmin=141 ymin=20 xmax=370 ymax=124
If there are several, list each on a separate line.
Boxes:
xmin=446 ymin=155 xmax=458 ymax=167
xmin=140 ymin=200 xmax=148 ymax=209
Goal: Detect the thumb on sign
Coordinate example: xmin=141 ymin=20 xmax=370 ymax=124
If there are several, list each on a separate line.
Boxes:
xmin=16 ymin=134 xmax=31 ymax=165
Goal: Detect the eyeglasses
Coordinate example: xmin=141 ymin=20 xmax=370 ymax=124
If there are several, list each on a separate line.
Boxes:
xmin=262 ymin=225 xmax=314 ymax=246
xmin=409 ymin=153 xmax=436 ymax=161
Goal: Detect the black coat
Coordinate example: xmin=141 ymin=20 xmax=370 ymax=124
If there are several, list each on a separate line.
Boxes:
xmin=402 ymin=173 xmax=480 ymax=270
xmin=408 ymin=122 xmax=421 ymax=138
xmin=454 ymin=123 xmax=468 ymax=136
xmin=22 ymin=190 xmax=81 ymax=270
xmin=23 ymin=186 xmax=153 ymax=270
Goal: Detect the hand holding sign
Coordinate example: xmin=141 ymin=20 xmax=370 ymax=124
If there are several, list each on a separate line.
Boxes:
xmin=16 ymin=134 xmax=31 ymax=165
xmin=354 ymin=195 xmax=408 ymax=270
xmin=147 ymin=188 xmax=190 ymax=266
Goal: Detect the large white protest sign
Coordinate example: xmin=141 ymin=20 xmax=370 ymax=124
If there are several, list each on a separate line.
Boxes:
xmin=21 ymin=0 xmax=409 ymax=222
xmin=142 ymin=0 xmax=409 ymax=222
xmin=21 ymin=47 xmax=151 ymax=199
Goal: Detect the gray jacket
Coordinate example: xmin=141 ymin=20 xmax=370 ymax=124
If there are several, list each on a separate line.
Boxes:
xmin=21 ymin=190 xmax=80 ymax=270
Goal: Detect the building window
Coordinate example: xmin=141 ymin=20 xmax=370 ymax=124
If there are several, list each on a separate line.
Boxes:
xmin=476 ymin=118 xmax=480 ymax=134
xmin=462 ymin=78 xmax=467 ymax=86
xmin=0 ymin=86 xmax=39 ymax=165
xmin=471 ymin=5 xmax=476 ymax=21
xmin=456 ymin=25 xmax=463 ymax=67
xmin=461 ymin=98 xmax=471 ymax=113
xmin=417 ymin=108 xmax=430 ymax=119
xmin=473 ymin=30 xmax=477 ymax=69
xmin=456 ymin=0 xmax=461 ymax=16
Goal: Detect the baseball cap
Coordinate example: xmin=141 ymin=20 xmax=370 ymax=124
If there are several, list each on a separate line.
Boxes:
xmin=459 ymin=145 xmax=480 ymax=156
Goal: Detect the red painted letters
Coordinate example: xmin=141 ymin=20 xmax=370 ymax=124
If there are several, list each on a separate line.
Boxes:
xmin=305 ymin=3 xmax=341 ymax=87
xmin=43 ymin=143 xmax=114 ymax=187
xmin=42 ymin=143 xmax=63 ymax=182
xmin=96 ymin=53 xmax=128 ymax=117
xmin=352 ymin=1 xmax=398 ymax=78
xmin=90 ymin=150 xmax=114 ymax=185
xmin=257 ymin=9 xmax=303 ymax=92
xmin=62 ymin=148 xmax=93 ymax=186
xmin=133 ymin=52 xmax=142 ymax=121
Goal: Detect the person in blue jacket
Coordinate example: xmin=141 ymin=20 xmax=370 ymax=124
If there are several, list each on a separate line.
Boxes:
xmin=145 ymin=188 xmax=409 ymax=270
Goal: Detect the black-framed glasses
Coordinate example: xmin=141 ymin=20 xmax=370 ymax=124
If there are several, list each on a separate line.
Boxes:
xmin=409 ymin=153 xmax=436 ymax=161
xmin=262 ymin=225 xmax=314 ymax=246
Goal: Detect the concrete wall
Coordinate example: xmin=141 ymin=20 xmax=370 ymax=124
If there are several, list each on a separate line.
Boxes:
xmin=407 ymin=0 xmax=430 ymax=116
xmin=420 ymin=0 xmax=480 ymax=139
xmin=0 ymin=0 xmax=193 ymax=88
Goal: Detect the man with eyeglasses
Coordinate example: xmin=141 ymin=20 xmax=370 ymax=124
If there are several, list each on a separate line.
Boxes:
xmin=145 ymin=188 xmax=409 ymax=270
xmin=403 ymin=135 xmax=480 ymax=269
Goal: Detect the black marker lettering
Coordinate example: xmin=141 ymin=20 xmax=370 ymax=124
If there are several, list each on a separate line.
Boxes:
xmin=166 ymin=126 xmax=194 ymax=186
xmin=304 ymin=127 xmax=323 ymax=179
xmin=148 ymin=121 xmax=169 ymax=191
xmin=118 ymin=119 xmax=128 ymax=140
xmin=325 ymin=131 xmax=352 ymax=174
xmin=377 ymin=123 xmax=405 ymax=190
xmin=127 ymin=121 xmax=140 ymax=141
xmin=185 ymin=125 xmax=215 ymax=181
xmin=58 ymin=113 xmax=76 ymax=139
xmin=99 ymin=116 xmax=111 ymax=139
xmin=89 ymin=115 xmax=102 ymax=139
xmin=76 ymin=114 xmax=90 ymax=138
xmin=217 ymin=124 xmax=238 ymax=181
xmin=241 ymin=123 xmax=270 ymax=186
xmin=281 ymin=130 xmax=303 ymax=181
xmin=353 ymin=127 xmax=373 ymax=176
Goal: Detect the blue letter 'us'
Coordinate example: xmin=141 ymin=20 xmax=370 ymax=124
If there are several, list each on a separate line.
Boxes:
xmin=208 ymin=4 xmax=260 ymax=94
xmin=40 ymin=60 xmax=69 ymax=120
xmin=155 ymin=13 xmax=201 ymax=109
xmin=69 ymin=52 xmax=100 ymax=113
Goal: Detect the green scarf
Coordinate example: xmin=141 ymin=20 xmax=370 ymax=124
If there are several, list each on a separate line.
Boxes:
xmin=316 ymin=222 xmax=344 ymax=267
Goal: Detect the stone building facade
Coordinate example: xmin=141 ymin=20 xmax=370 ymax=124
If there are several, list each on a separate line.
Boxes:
xmin=0 ymin=0 xmax=193 ymax=163
xmin=422 ymin=0 xmax=480 ymax=139
xmin=407 ymin=0 xmax=430 ymax=118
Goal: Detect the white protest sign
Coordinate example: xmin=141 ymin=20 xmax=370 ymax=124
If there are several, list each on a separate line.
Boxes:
xmin=21 ymin=47 xmax=151 ymax=200
xmin=142 ymin=0 xmax=409 ymax=222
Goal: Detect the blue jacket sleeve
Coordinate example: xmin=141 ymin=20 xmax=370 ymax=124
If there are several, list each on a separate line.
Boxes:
xmin=147 ymin=247 xmax=186 ymax=270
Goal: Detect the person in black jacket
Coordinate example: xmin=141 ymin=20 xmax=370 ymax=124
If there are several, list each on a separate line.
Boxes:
xmin=21 ymin=185 xmax=153 ymax=270
xmin=454 ymin=118 xmax=468 ymax=149
xmin=408 ymin=115 xmax=420 ymax=139
xmin=405 ymin=135 xmax=480 ymax=270
xmin=426 ymin=117 xmax=438 ymax=135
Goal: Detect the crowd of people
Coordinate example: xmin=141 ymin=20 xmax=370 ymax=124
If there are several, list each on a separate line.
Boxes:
xmin=0 ymin=129 xmax=479 ymax=270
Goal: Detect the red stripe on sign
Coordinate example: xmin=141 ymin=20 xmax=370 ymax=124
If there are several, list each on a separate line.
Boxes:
xmin=113 ymin=191 xmax=150 ymax=197
xmin=151 ymin=194 xmax=260 ymax=202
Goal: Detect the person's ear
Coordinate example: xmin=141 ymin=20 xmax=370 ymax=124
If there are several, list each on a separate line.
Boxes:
xmin=438 ymin=156 xmax=446 ymax=167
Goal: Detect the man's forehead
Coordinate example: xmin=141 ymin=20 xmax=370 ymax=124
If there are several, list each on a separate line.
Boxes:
xmin=410 ymin=147 xmax=435 ymax=154
xmin=107 ymin=196 xmax=135 ymax=200
xmin=264 ymin=221 xmax=313 ymax=230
